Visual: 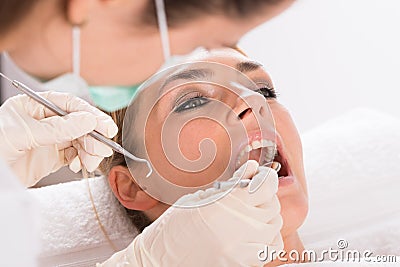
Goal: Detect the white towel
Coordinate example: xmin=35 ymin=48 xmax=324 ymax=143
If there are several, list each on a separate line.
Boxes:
xmin=27 ymin=176 xmax=138 ymax=267
xmin=299 ymin=108 xmax=400 ymax=257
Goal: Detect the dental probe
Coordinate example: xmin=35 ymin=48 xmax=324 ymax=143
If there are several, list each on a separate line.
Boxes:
xmin=0 ymin=72 xmax=153 ymax=177
xmin=213 ymin=161 xmax=281 ymax=190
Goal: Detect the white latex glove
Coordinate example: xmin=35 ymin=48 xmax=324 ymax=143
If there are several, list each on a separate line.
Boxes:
xmin=0 ymin=92 xmax=118 ymax=187
xmin=98 ymin=160 xmax=283 ymax=267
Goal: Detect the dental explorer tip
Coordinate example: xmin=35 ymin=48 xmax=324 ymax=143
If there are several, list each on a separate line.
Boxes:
xmin=271 ymin=162 xmax=281 ymax=173
xmin=0 ymin=72 xmax=13 ymax=83
xmin=145 ymin=163 xmax=153 ymax=178
xmin=0 ymin=72 xmax=19 ymax=88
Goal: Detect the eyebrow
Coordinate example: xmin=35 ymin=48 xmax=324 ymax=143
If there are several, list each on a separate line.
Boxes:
xmin=159 ymin=61 xmax=263 ymax=93
xmin=160 ymin=68 xmax=213 ymax=93
xmin=236 ymin=61 xmax=263 ymax=73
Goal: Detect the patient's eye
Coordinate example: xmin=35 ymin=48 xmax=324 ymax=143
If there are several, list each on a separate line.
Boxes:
xmin=256 ymin=87 xmax=277 ymax=99
xmin=174 ymin=96 xmax=210 ymax=112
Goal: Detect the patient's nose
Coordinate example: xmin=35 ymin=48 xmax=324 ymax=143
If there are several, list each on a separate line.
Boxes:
xmin=235 ymin=92 xmax=267 ymax=122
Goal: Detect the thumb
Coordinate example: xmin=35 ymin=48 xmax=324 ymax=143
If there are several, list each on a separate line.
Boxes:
xmin=33 ymin=111 xmax=97 ymax=146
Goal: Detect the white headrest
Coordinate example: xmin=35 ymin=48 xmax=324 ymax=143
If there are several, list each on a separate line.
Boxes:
xmin=299 ymin=108 xmax=400 ymax=256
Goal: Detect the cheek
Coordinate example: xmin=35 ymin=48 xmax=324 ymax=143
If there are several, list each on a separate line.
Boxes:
xmin=272 ymin=104 xmax=307 ymax=194
xmin=178 ymin=118 xmax=230 ymax=160
xmin=178 ymin=119 xmax=232 ymax=178
xmin=274 ymin=110 xmax=303 ymax=161
xmin=146 ymin=117 xmax=232 ymax=187
xmin=269 ymin=103 xmax=309 ymax=235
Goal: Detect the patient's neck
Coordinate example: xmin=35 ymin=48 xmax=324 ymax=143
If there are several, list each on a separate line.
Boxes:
xmin=143 ymin=202 xmax=170 ymax=221
xmin=264 ymin=231 xmax=306 ymax=267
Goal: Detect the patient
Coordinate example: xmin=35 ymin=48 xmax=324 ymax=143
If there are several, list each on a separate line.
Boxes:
xmin=99 ymin=48 xmax=309 ymax=266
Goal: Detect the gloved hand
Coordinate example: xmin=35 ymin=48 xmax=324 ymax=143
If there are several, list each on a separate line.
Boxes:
xmin=98 ymin=160 xmax=283 ymax=267
xmin=0 ymin=91 xmax=118 ymax=187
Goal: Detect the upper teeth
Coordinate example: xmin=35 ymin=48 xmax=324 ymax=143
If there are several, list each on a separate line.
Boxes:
xmin=238 ymin=139 xmax=277 ymax=164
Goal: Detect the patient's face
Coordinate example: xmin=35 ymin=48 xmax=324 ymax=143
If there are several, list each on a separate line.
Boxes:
xmin=130 ymin=48 xmax=308 ymax=238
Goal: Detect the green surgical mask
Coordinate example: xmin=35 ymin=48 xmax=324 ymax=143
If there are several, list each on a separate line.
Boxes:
xmin=88 ymin=84 xmax=141 ymax=112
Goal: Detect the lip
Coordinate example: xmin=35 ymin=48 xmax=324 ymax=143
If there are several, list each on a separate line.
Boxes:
xmin=273 ymin=136 xmax=296 ymax=187
xmin=278 ymin=175 xmax=295 ymax=187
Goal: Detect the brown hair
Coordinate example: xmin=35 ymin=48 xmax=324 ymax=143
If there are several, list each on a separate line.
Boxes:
xmin=0 ymin=0 xmax=37 ymax=35
xmin=98 ymin=108 xmax=127 ymax=175
xmin=142 ymin=0 xmax=287 ymax=27
xmin=0 ymin=0 xmax=286 ymax=35
xmin=99 ymin=107 xmax=152 ymax=233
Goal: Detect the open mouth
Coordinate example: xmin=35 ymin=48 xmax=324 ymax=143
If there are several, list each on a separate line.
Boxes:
xmin=235 ymin=138 xmax=291 ymax=178
xmin=272 ymin=149 xmax=290 ymax=178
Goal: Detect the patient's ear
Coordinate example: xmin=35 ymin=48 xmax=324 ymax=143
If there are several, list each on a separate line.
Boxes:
xmin=108 ymin=166 xmax=158 ymax=211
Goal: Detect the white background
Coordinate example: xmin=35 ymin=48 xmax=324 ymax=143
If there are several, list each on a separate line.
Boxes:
xmin=240 ymin=0 xmax=400 ymax=133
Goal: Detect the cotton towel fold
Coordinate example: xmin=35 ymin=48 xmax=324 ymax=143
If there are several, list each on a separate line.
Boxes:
xmin=28 ymin=176 xmax=138 ymax=267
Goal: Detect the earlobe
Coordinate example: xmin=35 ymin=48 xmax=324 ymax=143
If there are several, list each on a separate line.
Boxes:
xmin=66 ymin=0 xmax=95 ymax=26
xmin=108 ymin=166 xmax=158 ymax=211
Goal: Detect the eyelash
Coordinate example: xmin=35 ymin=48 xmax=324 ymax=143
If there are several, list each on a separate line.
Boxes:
xmin=174 ymin=92 xmax=209 ymax=113
xmin=174 ymin=86 xmax=278 ymax=113
xmin=255 ymin=87 xmax=278 ymax=99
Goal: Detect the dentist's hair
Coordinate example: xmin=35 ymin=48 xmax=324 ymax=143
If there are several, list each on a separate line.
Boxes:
xmin=0 ymin=0 xmax=36 ymax=35
xmin=0 ymin=0 xmax=289 ymax=35
xmin=142 ymin=0 xmax=289 ymax=27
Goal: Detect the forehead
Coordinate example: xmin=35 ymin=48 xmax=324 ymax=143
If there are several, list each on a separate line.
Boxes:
xmin=182 ymin=48 xmax=270 ymax=81
xmin=185 ymin=48 xmax=250 ymax=66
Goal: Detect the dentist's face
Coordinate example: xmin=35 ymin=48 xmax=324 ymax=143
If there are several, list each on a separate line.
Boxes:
xmin=133 ymin=48 xmax=308 ymax=238
xmin=6 ymin=0 xmax=295 ymax=86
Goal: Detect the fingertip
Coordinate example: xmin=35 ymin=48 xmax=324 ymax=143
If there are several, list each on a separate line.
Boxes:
xmin=86 ymin=162 xmax=100 ymax=172
xmin=83 ymin=156 xmax=103 ymax=172
xmin=64 ymin=147 xmax=78 ymax=163
xmin=107 ymin=122 xmax=118 ymax=138
xmin=69 ymin=156 xmax=82 ymax=173
xmin=81 ymin=136 xmax=113 ymax=157
xmin=104 ymin=146 xmax=113 ymax=157
xmin=93 ymin=116 xmax=118 ymax=138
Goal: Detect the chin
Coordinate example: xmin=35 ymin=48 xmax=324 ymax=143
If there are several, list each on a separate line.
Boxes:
xmin=278 ymin=191 xmax=309 ymax=239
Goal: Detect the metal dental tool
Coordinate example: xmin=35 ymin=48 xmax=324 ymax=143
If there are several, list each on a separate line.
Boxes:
xmin=213 ymin=161 xmax=281 ymax=190
xmin=0 ymin=72 xmax=153 ymax=177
